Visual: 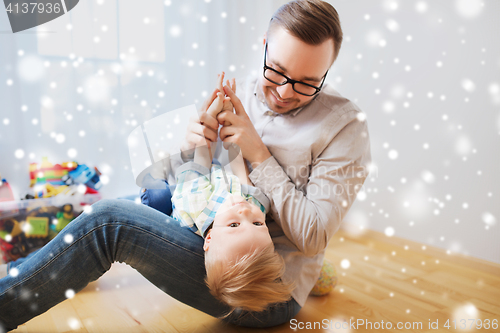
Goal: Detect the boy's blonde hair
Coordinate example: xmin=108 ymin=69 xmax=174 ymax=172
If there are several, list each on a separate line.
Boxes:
xmin=204 ymin=243 xmax=294 ymax=314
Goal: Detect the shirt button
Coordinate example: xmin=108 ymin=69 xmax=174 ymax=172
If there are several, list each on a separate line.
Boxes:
xmin=265 ymin=111 xmax=274 ymax=116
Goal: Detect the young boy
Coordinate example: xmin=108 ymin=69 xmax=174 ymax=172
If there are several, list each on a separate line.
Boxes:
xmin=170 ymin=73 xmax=293 ymax=313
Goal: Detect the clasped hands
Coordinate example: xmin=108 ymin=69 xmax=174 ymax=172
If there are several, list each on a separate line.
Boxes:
xmin=182 ymin=72 xmax=271 ymax=167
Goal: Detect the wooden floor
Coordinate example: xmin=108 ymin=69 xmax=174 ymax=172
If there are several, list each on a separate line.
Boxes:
xmin=12 ymin=228 xmax=500 ymax=333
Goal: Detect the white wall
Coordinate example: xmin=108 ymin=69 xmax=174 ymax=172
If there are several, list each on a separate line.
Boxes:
xmin=334 ymin=0 xmax=500 ymax=264
xmin=0 ymin=0 xmax=499 ymax=264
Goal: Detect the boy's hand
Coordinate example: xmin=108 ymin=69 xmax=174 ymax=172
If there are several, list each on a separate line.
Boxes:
xmin=217 ymin=85 xmax=272 ymax=167
xmin=181 ymin=89 xmax=220 ymax=153
xmin=180 ymin=72 xmax=237 ymax=158
xmin=206 ymin=92 xmax=224 ymax=119
xmin=219 ymin=72 xmax=236 ymax=113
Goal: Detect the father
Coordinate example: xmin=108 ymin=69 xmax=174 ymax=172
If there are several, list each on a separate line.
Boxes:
xmin=0 ymin=0 xmax=371 ymax=330
xmin=154 ymin=0 xmax=372 ymax=324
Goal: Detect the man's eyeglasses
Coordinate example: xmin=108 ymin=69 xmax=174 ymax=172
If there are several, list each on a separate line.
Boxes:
xmin=263 ymin=42 xmax=328 ymax=97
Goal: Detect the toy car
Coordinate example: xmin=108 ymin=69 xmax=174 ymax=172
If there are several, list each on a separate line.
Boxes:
xmin=64 ymin=165 xmax=102 ymax=190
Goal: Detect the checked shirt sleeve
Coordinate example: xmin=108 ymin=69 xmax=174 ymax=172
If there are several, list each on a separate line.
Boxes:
xmin=171 ymin=162 xmax=212 ymax=236
xmin=241 ymin=184 xmax=270 ymax=215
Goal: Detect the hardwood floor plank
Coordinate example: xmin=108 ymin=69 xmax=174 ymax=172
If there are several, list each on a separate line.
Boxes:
xmin=421 ymin=271 xmax=500 ymax=302
xmin=49 ymin=301 xmax=89 ymax=333
xmin=11 ymin=304 xmax=59 ymax=333
xmin=467 ymin=298 xmax=500 ymax=317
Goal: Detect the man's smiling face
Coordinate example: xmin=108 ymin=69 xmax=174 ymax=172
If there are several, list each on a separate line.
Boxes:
xmin=259 ymin=26 xmax=335 ymax=114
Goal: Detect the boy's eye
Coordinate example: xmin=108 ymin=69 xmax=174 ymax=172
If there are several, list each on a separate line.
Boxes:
xmin=229 ymin=223 xmax=239 ymax=227
xmin=253 ymin=222 xmax=264 ymax=226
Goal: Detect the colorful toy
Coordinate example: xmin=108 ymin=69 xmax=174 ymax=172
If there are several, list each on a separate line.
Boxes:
xmin=29 ymin=158 xmax=103 ymax=197
xmin=310 ymin=260 xmax=338 ymax=296
xmin=0 ymin=174 xmax=15 ymax=202
xmin=29 ymin=157 xmax=77 ymax=187
xmin=63 ymin=165 xmax=102 ymax=190
xmin=0 ymin=234 xmax=45 ymax=263
xmin=33 ymin=183 xmax=74 ymax=199
xmin=25 ymin=217 xmax=49 ymax=237
xmin=0 ymin=217 xmax=46 ymax=263
xmin=0 ymin=239 xmax=16 ymax=263
xmin=0 ymin=203 xmax=79 ymax=262
xmin=0 ymin=218 xmax=23 ymax=241
xmin=54 ymin=204 xmax=74 ymax=232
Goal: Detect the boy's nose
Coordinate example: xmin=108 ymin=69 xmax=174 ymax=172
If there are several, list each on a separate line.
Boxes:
xmin=237 ymin=205 xmax=252 ymax=215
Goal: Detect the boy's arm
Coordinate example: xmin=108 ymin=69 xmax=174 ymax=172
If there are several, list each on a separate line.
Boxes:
xmin=193 ymin=92 xmax=224 ymax=170
xmin=228 ymin=146 xmax=251 ymax=186
xmin=211 ymin=72 xmax=249 ymax=185
xmin=193 ymin=72 xmax=234 ymax=169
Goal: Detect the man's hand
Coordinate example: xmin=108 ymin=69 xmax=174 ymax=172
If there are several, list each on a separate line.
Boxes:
xmin=217 ymin=85 xmax=272 ymax=167
xmin=181 ymin=89 xmax=220 ymax=155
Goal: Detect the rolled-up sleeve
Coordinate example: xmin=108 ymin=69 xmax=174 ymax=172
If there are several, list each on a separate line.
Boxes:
xmin=241 ymin=184 xmax=270 ymax=214
xmin=249 ymin=111 xmax=372 ymax=256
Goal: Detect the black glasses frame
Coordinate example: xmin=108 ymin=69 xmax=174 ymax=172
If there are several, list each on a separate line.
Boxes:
xmin=263 ymin=42 xmax=329 ymax=97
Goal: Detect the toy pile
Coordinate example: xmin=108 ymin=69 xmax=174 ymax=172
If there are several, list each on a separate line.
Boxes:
xmin=28 ymin=157 xmax=102 ymax=198
xmin=0 ymin=157 xmax=103 ymax=263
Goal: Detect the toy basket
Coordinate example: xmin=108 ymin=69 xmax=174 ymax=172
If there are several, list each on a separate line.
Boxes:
xmin=0 ymin=193 xmax=101 ymax=263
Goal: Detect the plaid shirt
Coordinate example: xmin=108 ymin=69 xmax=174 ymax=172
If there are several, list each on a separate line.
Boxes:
xmin=171 ymin=162 xmax=270 ymax=238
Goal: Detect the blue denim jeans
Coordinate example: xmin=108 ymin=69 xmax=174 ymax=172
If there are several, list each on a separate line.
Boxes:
xmin=139 ymin=179 xmax=173 ymax=216
xmin=0 ymin=199 xmax=300 ymax=331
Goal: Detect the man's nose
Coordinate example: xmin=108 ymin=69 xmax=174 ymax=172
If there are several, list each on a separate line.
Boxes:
xmin=276 ymin=83 xmax=295 ymax=99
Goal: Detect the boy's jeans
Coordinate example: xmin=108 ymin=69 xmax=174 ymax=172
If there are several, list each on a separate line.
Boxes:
xmin=0 ymin=198 xmax=300 ymax=331
xmin=140 ymin=179 xmax=173 ymax=216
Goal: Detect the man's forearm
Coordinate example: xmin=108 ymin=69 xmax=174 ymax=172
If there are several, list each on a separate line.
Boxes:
xmin=246 ymin=145 xmax=272 ymax=170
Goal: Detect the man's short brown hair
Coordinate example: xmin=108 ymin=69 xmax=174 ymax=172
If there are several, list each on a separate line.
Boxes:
xmin=267 ymin=0 xmax=343 ymax=63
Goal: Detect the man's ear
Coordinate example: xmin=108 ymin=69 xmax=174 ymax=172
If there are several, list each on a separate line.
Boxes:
xmin=262 ymin=32 xmax=267 ymax=49
xmin=203 ymin=230 xmax=212 ymax=252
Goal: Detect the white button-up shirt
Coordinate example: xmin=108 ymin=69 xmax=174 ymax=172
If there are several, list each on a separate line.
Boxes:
xmin=238 ymin=75 xmax=372 ymax=307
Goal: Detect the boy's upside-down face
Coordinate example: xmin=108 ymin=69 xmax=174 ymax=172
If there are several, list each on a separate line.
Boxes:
xmin=203 ymin=193 xmax=272 ymax=262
